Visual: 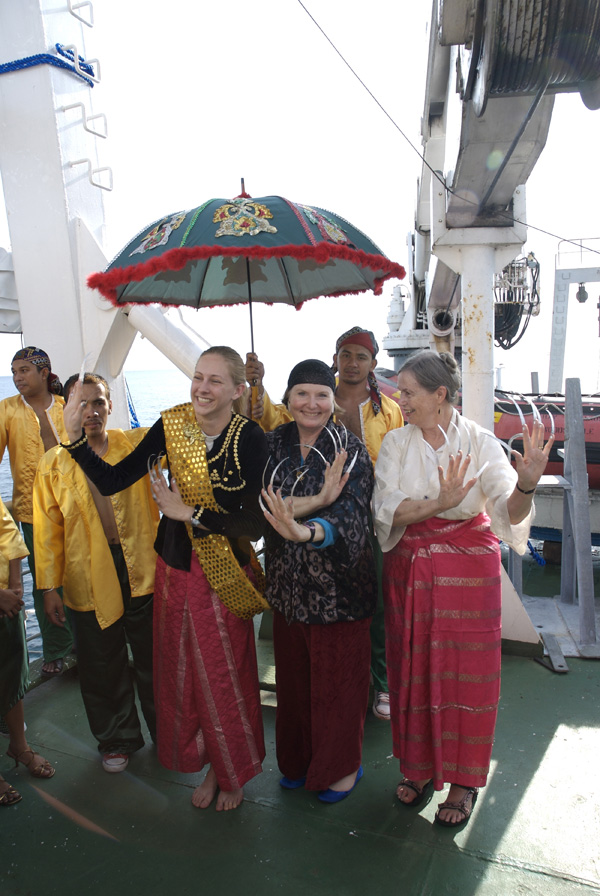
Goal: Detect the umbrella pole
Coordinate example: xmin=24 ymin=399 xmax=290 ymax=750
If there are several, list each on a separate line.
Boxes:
xmin=246 ymin=257 xmax=255 ymax=355
xmin=245 ymin=257 xmax=259 ymax=419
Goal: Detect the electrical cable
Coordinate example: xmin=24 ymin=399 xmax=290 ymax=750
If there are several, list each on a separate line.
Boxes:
xmin=296 ymin=0 xmax=600 ymax=259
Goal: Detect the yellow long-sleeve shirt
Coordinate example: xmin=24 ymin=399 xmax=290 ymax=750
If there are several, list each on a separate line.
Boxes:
xmin=32 ymin=429 xmax=160 ymax=629
xmin=0 ymin=497 xmax=28 ymax=589
xmin=258 ymin=388 xmax=403 ymax=465
xmin=0 ymin=393 xmax=68 ymax=523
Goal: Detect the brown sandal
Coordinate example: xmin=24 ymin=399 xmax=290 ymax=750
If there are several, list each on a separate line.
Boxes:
xmin=396 ymin=778 xmax=433 ymax=808
xmin=434 ymin=786 xmax=478 ymax=827
xmin=0 ymin=776 xmax=22 ymax=806
xmin=6 ymin=747 xmax=55 ymax=779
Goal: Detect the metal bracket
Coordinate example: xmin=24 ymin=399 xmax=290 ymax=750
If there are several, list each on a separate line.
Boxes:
xmin=534 ymin=633 xmax=569 ymax=673
xmin=62 ymin=44 xmax=100 ymax=83
xmin=68 ymin=0 xmax=94 ymax=27
xmin=69 ymin=158 xmax=113 ymax=191
xmin=60 ymin=103 xmax=107 ymax=138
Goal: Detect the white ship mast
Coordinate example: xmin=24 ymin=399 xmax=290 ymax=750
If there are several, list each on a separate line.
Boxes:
xmin=0 ymin=0 xmax=201 ymax=425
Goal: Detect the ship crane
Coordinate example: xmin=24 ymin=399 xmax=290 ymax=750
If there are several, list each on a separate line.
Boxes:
xmin=384 ymin=0 xmax=600 ymax=431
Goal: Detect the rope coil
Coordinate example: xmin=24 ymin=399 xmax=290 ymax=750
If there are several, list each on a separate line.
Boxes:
xmin=0 ymin=43 xmax=96 ymax=87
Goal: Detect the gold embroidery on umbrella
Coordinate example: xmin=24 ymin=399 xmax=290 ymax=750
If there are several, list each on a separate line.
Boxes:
xmin=129 ymin=212 xmax=186 ymax=255
xmin=213 ymin=199 xmax=277 ymax=237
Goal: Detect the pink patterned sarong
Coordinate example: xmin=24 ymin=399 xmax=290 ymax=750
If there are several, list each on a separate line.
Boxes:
xmin=153 ymin=554 xmax=265 ymax=789
xmin=383 ymin=513 xmax=501 ymax=790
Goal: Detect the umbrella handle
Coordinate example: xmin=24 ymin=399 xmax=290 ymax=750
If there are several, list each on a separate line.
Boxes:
xmin=249 ymin=384 xmax=264 ymax=421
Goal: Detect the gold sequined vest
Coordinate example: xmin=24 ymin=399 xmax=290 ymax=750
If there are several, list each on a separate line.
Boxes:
xmin=161 ymin=404 xmax=267 ymax=619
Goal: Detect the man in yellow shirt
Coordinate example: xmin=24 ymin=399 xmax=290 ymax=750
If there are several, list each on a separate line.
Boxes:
xmin=246 ymin=326 xmax=403 ymax=720
xmin=33 ymin=373 xmax=160 ymax=774
xmin=0 ymin=347 xmax=73 ymax=676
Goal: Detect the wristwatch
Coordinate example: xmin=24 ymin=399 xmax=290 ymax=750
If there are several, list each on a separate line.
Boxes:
xmin=190 ymin=504 xmax=204 ymax=527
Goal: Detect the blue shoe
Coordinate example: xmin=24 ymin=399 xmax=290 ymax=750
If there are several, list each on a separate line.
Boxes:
xmin=279 ymin=775 xmax=306 ymax=790
xmin=318 ymin=766 xmax=363 ymax=804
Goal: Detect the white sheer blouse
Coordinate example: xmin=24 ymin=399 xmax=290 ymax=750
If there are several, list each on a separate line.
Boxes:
xmin=373 ymin=409 xmax=532 ymax=554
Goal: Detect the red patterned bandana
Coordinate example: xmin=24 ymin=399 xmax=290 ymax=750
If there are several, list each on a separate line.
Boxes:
xmin=334 ymin=327 xmax=382 ymax=416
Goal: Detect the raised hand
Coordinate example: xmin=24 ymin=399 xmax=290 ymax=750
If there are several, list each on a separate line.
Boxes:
xmin=317 ymin=450 xmax=349 ymax=507
xmin=150 ymin=473 xmax=196 ymax=524
xmin=245 ymin=353 xmax=264 ymax=386
xmin=436 ymin=451 xmax=478 ymax=512
xmin=63 ymin=377 xmax=85 ymax=441
xmin=262 ymin=484 xmax=312 ymax=542
xmin=513 ymin=421 xmax=555 ymax=490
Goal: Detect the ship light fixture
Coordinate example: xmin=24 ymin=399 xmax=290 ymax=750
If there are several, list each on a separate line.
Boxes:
xmin=576 ymin=283 xmax=588 ymax=303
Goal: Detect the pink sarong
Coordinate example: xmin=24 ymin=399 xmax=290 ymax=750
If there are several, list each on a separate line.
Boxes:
xmin=384 ymin=513 xmax=501 ymax=790
xmin=153 ymin=554 xmax=265 ymax=789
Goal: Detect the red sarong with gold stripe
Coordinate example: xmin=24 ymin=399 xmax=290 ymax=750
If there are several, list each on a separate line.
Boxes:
xmin=383 ymin=513 xmax=501 ymax=790
xmin=153 ymin=554 xmax=265 ymax=789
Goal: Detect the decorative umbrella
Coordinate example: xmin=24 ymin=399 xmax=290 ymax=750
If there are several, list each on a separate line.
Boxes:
xmin=88 ymin=188 xmax=406 ymax=351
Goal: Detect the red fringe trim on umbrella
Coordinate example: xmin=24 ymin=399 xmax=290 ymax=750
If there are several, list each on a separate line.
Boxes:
xmin=88 ymin=242 xmax=406 ymax=306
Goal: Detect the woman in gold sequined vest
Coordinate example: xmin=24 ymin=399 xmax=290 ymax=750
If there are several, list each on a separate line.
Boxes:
xmin=62 ymin=347 xmax=269 ymax=812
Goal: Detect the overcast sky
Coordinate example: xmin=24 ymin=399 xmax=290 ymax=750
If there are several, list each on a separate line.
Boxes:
xmin=0 ymin=1 xmax=599 ymax=397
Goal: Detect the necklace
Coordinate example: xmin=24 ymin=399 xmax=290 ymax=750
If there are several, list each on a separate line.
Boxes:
xmin=94 ymin=436 xmax=109 ymax=458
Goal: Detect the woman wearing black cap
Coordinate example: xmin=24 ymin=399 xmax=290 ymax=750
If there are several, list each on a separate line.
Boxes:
xmin=261 ymin=359 xmax=377 ymax=803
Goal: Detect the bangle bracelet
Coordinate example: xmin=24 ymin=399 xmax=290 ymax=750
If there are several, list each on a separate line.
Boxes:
xmin=190 ymin=504 xmax=204 ymax=527
xmin=60 ymin=432 xmax=87 ymax=451
xmin=516 ymin=483 xmax=536 ymax=495
xmin=43 ymin=587 xmax=59 ymax=593
xmin=304 ymin=521 xmax=317 ymax=543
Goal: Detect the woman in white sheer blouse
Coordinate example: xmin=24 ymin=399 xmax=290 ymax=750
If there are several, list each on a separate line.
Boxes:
xmin=372 ymin=350 xmax=553 ymax=828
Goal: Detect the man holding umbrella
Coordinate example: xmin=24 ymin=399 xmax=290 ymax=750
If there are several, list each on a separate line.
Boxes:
xmin=246 ymin=326 xmax=402 ymax=719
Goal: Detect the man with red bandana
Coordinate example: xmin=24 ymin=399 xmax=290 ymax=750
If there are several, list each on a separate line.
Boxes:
xmin=246 ymin=326 xmax=402 ymax=719
xmin=0 ymin=347 xmax=73 ymax=676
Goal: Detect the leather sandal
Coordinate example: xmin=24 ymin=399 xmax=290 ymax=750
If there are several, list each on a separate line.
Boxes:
xmin=396 ymin=778 xmax=433 ymax=808
xmin=434 ymin=786 xmax=478 ymax=827
xmin=6 ymin=747 xmax=55 ymax=779
xmin=41 ymin=658 xmax=64 ymax=678
xmin=0 ymin=775 xmax=22 ymax=807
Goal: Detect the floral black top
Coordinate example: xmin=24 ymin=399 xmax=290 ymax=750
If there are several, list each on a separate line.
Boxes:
xmin=264 ymin=419 xmax=377 ymax=624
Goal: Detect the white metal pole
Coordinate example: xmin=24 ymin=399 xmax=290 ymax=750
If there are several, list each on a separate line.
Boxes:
xmin=460 ymin=244 xmax=496 ymax=431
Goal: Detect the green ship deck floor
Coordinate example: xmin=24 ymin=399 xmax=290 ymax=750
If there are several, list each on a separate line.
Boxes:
xmin=2 ymin=651 xmax=599 ymax=896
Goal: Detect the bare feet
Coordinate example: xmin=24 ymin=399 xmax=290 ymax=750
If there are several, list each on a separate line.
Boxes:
xmin=396 ymin=777 xmax=431 ymax=805
xmin=191 ymin=766 xmax=218 ymax=809
xmin=192 ymin=767 xmax=244 ymax=811
xmin=216 ymin=787 xmax=244 ymax=811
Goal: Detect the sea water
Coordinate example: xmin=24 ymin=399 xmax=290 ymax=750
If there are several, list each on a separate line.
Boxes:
xmin=0 ymin=368 xmax=191 ymax=660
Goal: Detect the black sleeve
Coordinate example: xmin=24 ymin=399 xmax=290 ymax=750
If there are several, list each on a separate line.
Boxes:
xmin=65 ymin=418 xmax=166 ymax=495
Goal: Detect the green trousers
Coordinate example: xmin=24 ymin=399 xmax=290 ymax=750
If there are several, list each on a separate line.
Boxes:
xmin=0 ymin=610 xmax=29 ymax=716
xmin=21 ymin=522 xmax=74 ymax=663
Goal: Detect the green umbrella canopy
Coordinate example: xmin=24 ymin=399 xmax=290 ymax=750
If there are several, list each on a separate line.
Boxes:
xmin=89 ymin=194 xmax=406 ymax=309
